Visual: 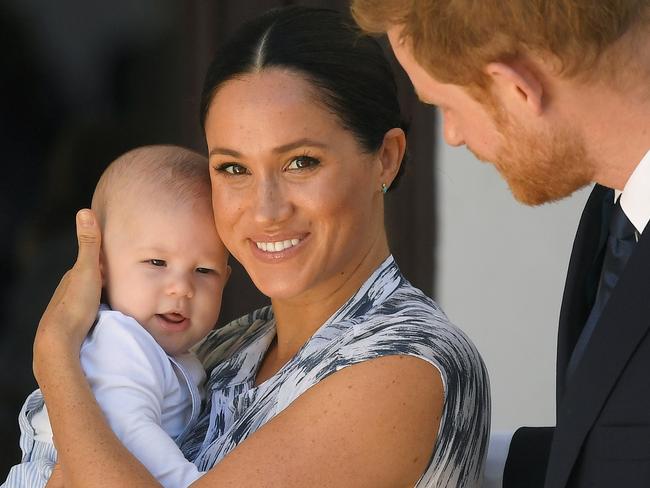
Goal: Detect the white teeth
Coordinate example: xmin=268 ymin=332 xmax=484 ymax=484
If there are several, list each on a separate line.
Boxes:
xmin=255 ymin=238 xmax=302 ymax=253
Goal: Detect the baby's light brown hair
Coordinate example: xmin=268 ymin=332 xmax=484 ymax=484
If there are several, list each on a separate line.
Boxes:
xmin=91 ymin=145 xmax=212 ymax=230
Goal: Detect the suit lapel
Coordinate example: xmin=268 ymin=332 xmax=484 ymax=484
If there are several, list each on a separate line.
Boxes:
xmin=556 ymin=185 xmax=612 ymax=399
xmin=545 ymin=201 xmax=650 ymax=488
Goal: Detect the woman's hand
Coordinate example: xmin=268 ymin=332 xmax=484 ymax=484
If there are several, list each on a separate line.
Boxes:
xmin=29 ymin=210 xmax=157 ymax=487
xmin=33 ymin=209 xmax=102 ymax=383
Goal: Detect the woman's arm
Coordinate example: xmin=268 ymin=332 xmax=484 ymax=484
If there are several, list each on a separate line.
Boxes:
xmin=34 ymin=210 xmax=159 ymax=487
xmin=195 ymin=354 xmax=443 ymax=488
xmin=37 ymin=210 xmax=444 ymax=488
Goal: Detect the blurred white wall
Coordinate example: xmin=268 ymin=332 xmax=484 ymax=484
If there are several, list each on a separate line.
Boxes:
xmin=433 ymin=115 xmax=591 ymax=430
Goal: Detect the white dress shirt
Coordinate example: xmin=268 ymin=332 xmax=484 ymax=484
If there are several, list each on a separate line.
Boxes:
xmin=618 ymin=149 xmax=650 ymax=235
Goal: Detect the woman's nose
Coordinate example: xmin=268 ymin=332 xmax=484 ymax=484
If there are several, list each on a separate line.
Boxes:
xmin=166 ymin=273 xmax=194 ymax=299
xmin=253 ymin=178 xmax=292 ymax=224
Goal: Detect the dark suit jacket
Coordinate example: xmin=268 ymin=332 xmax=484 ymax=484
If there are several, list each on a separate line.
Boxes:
xmin=504 ymin=184 xmax=650 ymax=488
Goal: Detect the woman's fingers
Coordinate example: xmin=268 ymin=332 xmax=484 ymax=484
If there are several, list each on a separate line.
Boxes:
xmin=75 ymin=209 xmax=102 ymax=278
xmin=69 ymin=209 xmax=103 ymax=322
xmin=34 ymin=210 xmax=103 ymax=375
xmin=51 ymin=210 xmax=102 ymax=329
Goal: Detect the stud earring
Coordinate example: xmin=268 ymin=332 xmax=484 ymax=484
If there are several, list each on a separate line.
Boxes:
xmin=381 ymin=183 xmax=388 ymax=194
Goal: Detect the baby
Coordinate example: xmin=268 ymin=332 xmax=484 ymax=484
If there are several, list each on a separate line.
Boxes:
xmin=3 ymin=145 xmax=229 ymax=488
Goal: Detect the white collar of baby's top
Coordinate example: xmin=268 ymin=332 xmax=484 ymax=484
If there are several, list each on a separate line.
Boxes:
xmin=616 ymin=148 xmax=650 ymax=236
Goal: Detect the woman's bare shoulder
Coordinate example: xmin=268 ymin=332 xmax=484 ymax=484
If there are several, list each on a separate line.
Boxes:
xmin=195 ymin=354 xmax=443 ymax=488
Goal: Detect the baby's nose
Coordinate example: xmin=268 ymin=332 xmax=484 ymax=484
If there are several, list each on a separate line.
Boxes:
xmin=166 ymin=274 xmax=194 ymax=299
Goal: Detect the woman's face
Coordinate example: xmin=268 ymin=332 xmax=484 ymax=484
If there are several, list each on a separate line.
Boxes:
xmin=205 ymin=69 xmax=388 ymax=302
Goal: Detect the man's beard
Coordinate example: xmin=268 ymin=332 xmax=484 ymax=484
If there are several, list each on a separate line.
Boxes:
xmin=470 ymin=113 xmax=595 ymax=206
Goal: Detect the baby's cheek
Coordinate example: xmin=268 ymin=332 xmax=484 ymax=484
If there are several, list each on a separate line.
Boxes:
xmin=108 ymin=275 xmax=156 ymax=323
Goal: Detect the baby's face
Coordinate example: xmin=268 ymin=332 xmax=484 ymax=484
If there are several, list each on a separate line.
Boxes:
xmin=101 ymin=198 xmax=229 ymax=356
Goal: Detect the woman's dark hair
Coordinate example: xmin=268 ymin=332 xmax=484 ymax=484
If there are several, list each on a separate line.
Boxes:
xmin=200 ymin=6 xmax=408 ymax=188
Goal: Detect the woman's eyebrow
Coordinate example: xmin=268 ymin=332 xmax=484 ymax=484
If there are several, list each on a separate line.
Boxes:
xmin=272 ymin=138 xmax=328 ymax=154
xmin=209 ymin=147 xmax=242 ymax=158
xmin=209 ymin=139 xmax=329 ymax=159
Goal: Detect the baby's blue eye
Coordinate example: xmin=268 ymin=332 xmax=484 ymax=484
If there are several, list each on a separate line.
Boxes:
xmin=148 ymin=259 xmax=166 ymax=267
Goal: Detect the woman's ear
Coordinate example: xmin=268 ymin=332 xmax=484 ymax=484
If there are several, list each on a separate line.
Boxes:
xmin=485 ymin=61 xmax=544 ymax=116
xmin=377 ymin=127 xmax=407 ymax=190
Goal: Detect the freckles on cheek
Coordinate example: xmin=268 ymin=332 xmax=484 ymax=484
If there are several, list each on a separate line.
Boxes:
xmin=339 ymin=178 xmax=372 ymax=212
xmin=317 ymin=172 xmax=360 ymax=209
xmin=212 ymin=193 xmax=238 ymax=220
xmin=212 ymin=198 xmax=244 ymax=251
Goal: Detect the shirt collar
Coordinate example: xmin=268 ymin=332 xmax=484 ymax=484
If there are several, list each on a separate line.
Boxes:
xmin=617 ymin=149 xmax=650 ymax=234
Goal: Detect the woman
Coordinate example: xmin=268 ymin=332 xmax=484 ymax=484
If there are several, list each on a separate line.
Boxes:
xmin=35 ymin=7 xmax=489 ymax=487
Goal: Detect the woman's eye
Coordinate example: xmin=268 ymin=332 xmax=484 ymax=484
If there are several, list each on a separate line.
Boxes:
xmin=286 ymin=155 xmax=320 ymax=171
xmin=215 ymin=163 xmax=249 ymax=175
xmin=148 ymin=259 xmax=166 ymax=267
xmin=196 ymin=267 xmax=214 ymax=274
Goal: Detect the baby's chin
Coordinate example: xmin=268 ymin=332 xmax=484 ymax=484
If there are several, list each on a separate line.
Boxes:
xmin=159 ymin=340 xmax=191 ymax=357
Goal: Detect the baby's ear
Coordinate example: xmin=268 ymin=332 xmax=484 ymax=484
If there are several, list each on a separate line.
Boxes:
xmin=98 ymin=250 xmax=107 ymax=287
xmin=224 ymin=265 xmax=232 ymax=285
xmin=99 ymin=252 xmax=109 ymax=305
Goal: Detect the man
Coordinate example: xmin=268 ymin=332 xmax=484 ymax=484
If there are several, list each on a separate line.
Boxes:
xmin=351 ymin=1 xmax=650 ymax=487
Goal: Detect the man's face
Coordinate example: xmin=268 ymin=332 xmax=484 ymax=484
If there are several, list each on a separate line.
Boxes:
xmin=387 ymin=27 xmax=502 ymax=156
xmin=387 ymin=26 xmax=593 ymax=205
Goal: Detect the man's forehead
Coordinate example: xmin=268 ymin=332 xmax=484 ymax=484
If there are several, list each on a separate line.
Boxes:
xmin=387 ymin=39 xmax=444 ymax=104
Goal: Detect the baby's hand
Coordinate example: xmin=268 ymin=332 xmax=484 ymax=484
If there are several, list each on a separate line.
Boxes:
xmin=33 ymin=209 xmax=102 ymax=382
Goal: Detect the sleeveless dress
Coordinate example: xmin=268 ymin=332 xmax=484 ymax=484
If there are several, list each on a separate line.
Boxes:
xmin=179 ymin=256 xmax=490 ymax=487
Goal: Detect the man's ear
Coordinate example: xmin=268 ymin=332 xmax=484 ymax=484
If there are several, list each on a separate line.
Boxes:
xmin=485 ymin=61 xmax=544 ymax=115
xmin=377 ymin=127 xmax=407 ymax=190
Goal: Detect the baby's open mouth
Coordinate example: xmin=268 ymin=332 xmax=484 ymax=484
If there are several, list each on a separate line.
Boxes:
xmin=157 ymin=313 xmax=186 ymax=323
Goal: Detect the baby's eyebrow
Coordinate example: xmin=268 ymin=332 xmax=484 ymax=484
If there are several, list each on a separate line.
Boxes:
xmin=135 ymin=245 xmax=167 ymax=254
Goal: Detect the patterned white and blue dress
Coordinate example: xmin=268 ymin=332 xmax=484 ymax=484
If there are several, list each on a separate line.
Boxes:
xmin=179 ymin=256 xmax=490 ymax=487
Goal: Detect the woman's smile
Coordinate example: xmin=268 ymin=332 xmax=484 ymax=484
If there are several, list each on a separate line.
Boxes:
xmin=254 ymin=238 xmax=301 ymax=253
xmin=251 ymin=233 xmax=309 ymax=259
